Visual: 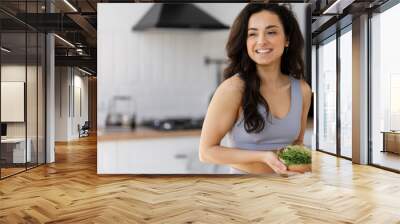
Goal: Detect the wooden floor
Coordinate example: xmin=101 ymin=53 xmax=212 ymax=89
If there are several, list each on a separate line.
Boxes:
xmin=0 ymin=167 xmax=26 ymax=178
xmin=1 ymin=135 xmax=400 ymax=223
xmin=1 ymin=163 xmax=45 ymax=178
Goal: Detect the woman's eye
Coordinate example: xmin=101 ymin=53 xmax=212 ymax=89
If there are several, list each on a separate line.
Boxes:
xmin=248 ymin=33 xmax=256 ymax=37
xmin=267 ymin=31 xmax=277 ymax=35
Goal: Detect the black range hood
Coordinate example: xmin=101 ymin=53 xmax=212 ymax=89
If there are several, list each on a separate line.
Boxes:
xmin=133 ymin=3 xmax=229 ymax=31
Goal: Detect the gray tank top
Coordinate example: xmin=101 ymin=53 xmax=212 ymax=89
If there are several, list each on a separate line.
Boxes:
xmin=226 ymin=76 xmax=302 ymax=151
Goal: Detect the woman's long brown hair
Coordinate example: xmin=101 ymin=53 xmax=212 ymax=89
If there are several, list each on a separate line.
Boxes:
xmin=224 ymin=3 xmax=304 ymax=133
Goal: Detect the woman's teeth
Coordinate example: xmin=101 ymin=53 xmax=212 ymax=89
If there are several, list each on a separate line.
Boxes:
xmin=256 ymin=49 xmax=272 ymax=54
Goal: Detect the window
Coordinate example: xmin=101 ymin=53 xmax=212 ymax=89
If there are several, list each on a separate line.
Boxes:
xmin=0 ymin=1 xmax=47 ymax=179
xmin=317 ymin=36 xmax=337 ymax=154
xmin=339 ymin=28 xmax=352 ymax=158
xmin=370 ymin=2 xmax=400 ymax=171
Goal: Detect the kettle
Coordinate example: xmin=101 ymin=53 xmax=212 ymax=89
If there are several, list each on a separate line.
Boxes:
xmin=106 ymin=96 xmax=137 ymax=129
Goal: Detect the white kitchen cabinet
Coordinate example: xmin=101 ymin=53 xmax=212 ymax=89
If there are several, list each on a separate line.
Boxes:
xmin=115 ymin=138 xmax=189 ymax=173
xmin=97 ymin=141 xmax=118 ymax=173
xmin=98 ymin=136 xmax=230 ymax=174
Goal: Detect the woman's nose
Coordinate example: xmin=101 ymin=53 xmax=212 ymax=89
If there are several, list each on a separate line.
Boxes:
xmin=256 ymin=33 xmax=268 ymax=44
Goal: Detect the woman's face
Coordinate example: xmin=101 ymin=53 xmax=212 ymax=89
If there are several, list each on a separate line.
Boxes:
xmin=246 ymin=10 xmax=288 ymax=67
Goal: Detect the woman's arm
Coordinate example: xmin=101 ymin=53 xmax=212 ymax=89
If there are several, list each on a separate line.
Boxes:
xmin=199 ymin=76 xmax=287 ymax=174
xmin=292 ymin=80 xmax=312 ymax=145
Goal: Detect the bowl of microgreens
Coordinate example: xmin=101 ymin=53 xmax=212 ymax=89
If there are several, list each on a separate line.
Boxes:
xmin=278 ymin=145 xmax=312 ymax=173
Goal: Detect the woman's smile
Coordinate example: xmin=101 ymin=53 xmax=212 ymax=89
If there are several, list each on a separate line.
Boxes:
xmin=255 ymin=48 xmax=273 ymax=55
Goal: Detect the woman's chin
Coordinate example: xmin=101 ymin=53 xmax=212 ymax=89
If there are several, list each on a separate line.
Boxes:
xmin=254 ymin=59 xmax=279 ymax=67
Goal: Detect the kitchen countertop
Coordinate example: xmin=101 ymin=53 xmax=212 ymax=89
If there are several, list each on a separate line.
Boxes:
xmin=98 ymin=126 xmax=202 ymax=142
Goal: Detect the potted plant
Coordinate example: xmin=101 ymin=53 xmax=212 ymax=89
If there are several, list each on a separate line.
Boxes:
xmin=278 ymin=145 xmax=312 ymax=173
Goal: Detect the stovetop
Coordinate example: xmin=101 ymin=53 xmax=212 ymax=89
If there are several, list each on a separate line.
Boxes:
xmin=141 ymin=118 xmax=204 ymax=131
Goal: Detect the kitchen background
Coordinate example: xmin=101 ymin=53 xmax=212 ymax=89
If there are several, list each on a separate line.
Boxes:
xmin=97 ymin=3 xmax=310 ymax=174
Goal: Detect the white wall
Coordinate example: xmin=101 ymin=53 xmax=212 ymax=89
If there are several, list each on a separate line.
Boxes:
xmin=97 ymin=3 xmax=308 ymax=128
xmin=55 ymin=67 xmax=89 ymax=141
xmin=72 ymin=73 xmax=89 ymax=137
xmin=55 ymin=67 xmax=68 ymax=141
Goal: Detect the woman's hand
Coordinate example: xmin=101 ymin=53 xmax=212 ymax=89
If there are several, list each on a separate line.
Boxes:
xmin=260 ymin=151 xmax=302 ymax=176
xmin=260 ymin=151 xmax=289 ymax=174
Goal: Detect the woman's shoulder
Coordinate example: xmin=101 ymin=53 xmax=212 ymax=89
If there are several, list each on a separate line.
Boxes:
xmin=212 ymin=74 xmax=244 ymax=107
xmin=219 ymin=74 xmax=245 ymax=94
xmin=298 ymin=79 xmax=311 ymax=95
xmin=289 ymin=75 xmax=311 ymax=93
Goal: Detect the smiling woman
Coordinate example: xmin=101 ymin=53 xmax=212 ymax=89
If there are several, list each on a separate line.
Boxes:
xmin=199 ymin=3 xmax=312 ymax=175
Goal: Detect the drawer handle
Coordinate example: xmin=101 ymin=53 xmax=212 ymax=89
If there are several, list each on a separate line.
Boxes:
xmin=174 ymin=153 xmax=188 ymax=159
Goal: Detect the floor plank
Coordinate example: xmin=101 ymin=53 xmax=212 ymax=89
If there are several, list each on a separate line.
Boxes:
xmin=0 ymin=135 xmax=399 ymax=223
